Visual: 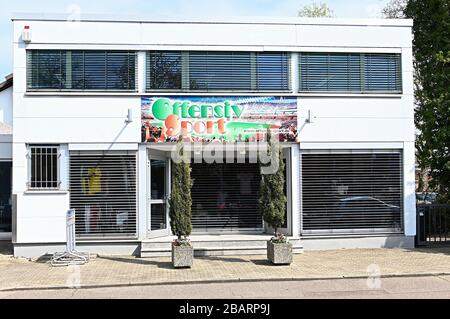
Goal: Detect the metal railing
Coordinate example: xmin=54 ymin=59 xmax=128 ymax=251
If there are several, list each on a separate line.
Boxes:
xmin=416 ymin=204 xmax=450 ymax=247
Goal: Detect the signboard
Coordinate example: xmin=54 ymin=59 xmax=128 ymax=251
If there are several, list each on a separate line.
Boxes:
xmin=141 ymin=96 xmax=298 ymax=143
xmin=67 ymin=209 xmax=75 ymax=226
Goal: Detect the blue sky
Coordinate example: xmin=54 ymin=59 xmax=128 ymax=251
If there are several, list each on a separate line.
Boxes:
xmin=0 ymin=0 xmax=391 ymax=78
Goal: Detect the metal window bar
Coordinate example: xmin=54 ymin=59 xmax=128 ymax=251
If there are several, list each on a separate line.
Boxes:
xmin=28 ymin=146 xmax=60 ymax=190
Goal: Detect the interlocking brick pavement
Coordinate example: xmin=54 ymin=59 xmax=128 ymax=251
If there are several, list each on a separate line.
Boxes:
xmin=0 ymin=248 xmax=449 ymax=291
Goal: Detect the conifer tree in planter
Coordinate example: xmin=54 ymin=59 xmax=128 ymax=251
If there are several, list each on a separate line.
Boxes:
xmin=169 ymin=139 xmax=193 ymax=268
xmin=259 ymin=130 xmax=292 ymax=265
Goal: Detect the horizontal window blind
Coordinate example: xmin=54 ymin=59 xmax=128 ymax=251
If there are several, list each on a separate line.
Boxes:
xmin=146 ymin=51 xmax=182 ymax=90
xmin=189 ymin=51 xmax=252 ymax=90
xmin=364 ymin=54 xmax=402 ymax=92
xmin=300 ymin=53 xmax=361 ymax=92
xmin=299 ymin=53 xmax=402 ymax=93
xmin=70 ymin=151 xmax=137 ymax=238
xmin=27 ymin=50 xmax=137 ymax=91
xmin=27 ymin=50 xmax=66 ymax=90
xmin=146 ymin=51 xmax=291 ymax=92
xmin=190 ymin=162 xmax=263 ymax=232
xmin=301 ymin=151 xmax=403 ymax=235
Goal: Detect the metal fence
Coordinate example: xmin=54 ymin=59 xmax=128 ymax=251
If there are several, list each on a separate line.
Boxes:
xmin=416 ymin=204 xmax=450 ymax=247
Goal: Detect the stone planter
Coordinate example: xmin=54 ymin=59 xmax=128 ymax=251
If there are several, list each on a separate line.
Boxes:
xmin=267 ymin=241 xmax=292 ymax=265
xmin=171 ymin=243 xmax=194 ymax=268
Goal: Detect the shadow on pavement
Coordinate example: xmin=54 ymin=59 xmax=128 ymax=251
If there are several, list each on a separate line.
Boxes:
xmin=403 ymin=247 xmax=450 ymax=256
xmin=250 ymin=259 xmax=272 ymax=266
xmin=98 ymin=255 xmax=173 ymax=269
xmin=196 ymin=256 xmax=251 ymax=263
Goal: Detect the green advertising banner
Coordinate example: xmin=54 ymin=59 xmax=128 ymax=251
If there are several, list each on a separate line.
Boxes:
xmin=141 ymin=96 xmax=298 ymax=143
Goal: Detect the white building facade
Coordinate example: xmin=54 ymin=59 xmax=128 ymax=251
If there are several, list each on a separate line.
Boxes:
xmin=7 ymin=15 xmax=415 ymax=257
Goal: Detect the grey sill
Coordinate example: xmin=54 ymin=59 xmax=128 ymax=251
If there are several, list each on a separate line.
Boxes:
xmin=24 ymin=190 xmax=68 ymax=195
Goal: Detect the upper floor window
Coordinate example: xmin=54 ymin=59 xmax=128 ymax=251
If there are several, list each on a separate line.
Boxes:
xmin=27 ymin=50 xmax=137 ymax=91
xmin=299 ymin=53 xmax=402 ymax=94
xmin=146 ymin=51 xmax=291 ymax=92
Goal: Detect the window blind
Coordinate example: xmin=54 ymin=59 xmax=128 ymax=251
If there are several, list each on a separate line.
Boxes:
xmin=364 ymin=54 xmax=402 ymax=92
xmin=146 ymin=51 xmax=182 ymax=90
xmin=69 ymin=151 xmax=137 ymax=238
xmin=301 ymin=150 xmax=403 ymax=235
xmin=27 ymin=50 xmax=137 ymax=91
xmin=299 ymin=53 xmax=402 ymax=93
xmin=146 ymin=51 xmax=291 ymax=92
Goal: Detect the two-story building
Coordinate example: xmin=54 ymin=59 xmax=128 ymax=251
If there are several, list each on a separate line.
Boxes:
xmin=6 ymin=14 xmax=415 ymax=258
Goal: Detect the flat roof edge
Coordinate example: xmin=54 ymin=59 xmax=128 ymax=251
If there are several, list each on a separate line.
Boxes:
xmin=11 ymin=13 xmax=413 ymax=27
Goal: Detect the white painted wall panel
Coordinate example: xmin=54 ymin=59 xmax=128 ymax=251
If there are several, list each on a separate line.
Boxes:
xmin=13 ymin=96 xmax=141 ymax=143
xmin=403 ymin=141 xmax=417 ymax=236
xmin=297 ymin=97 xmax=414 ymax=142
xmin=14 ymin=21 xmax=141 ymax=45
xmin=13 ymin=20 xmax=412 ymax=49
xmin=0 ymin=87 xmax=13 ymax=126
xmin=15 ymin=192 xmax=69 ymax=243
xmin=140 ymin=23 xmax=297 ymax=46
xmin=297 ymin=25 xmax=413 ymax=48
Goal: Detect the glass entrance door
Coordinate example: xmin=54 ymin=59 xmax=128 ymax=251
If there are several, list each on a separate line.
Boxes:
xmin=148 ymin=157 xmax=170 ymax=238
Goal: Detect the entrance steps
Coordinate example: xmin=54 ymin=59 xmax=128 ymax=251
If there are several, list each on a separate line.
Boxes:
xmin=140 ymin=234 xmax=303 ymax=257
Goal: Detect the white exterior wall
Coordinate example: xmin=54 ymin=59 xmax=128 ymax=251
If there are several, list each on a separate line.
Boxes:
xmin=11 ymin=16 xmax=415 ymax=247
xmin=0 ymin=86 xmax=13 ymax=126
xmin=0 ymin=86 xmax=13 ymax=161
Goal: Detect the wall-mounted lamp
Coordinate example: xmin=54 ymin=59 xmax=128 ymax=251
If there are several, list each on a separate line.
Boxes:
xmin=125 ymin=108 xmax=133 ymax=123
xmin=305 ymin=109 xmax=314 ymax=123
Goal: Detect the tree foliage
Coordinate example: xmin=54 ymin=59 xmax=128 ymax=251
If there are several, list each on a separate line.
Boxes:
xmin=259 ymin=131 xmax=287 ymax=234
xmin=405 ymin=0 xmax=450 ymax=202
xmin=298 ymin=1 xmax=334 ymax=18
xmin=382 ymin=0 xmax=407 ymax=18
xmin=169 ymin=139 xmax=193 ymax=239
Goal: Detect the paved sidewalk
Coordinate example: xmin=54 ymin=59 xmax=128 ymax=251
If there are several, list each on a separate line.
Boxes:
xmin=3 ymin=276 xmax=450 ymax=299
xmin=0 ymin=248 xmax=450 ymax=291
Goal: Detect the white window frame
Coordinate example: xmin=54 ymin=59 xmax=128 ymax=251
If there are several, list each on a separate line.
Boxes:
xmin=26 ymin=145 xmax=61 ymax=190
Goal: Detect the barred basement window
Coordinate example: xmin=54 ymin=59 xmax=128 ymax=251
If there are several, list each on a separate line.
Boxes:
xmin=27 ymin=50 xmax=137 ymax=91
xmin=28 ymin=145 xmax=60 ymax=190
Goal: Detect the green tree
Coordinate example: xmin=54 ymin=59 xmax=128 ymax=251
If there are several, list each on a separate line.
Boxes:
xmin=259 ymin=131 xmax=287 ymax=235
xmin=382 ymin=0 xmax=407 ymax=18
xmin=405 ymin=0 xmax=450 ymax=202
xmin=298 ymin=1 xmax=334 ymax=18
xmin=169 ymin=139 xmax=193 ymax=240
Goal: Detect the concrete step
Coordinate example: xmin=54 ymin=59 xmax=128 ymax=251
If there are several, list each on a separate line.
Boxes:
xmin=140 ymin=237 xmax=303 ymax=258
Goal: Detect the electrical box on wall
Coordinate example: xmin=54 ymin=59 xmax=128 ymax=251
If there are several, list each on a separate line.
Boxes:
xmin=22 ymin=26 xmax=31 ymax=43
